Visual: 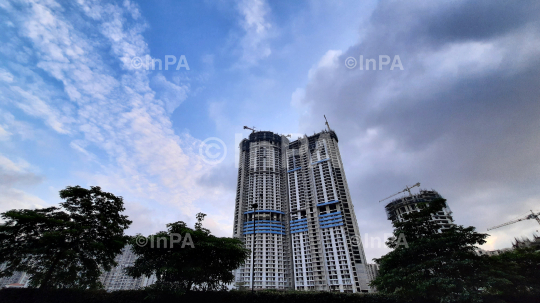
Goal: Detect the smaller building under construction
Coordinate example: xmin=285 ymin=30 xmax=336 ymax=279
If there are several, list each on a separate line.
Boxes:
xmin=384 ymin=189 xmax=454 ymax=230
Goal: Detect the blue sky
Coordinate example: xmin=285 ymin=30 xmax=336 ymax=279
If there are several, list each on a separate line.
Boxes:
xmin=1 ymin=0 xmax=540 ymax=261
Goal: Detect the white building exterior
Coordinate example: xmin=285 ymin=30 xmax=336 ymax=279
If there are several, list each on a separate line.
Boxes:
xmin=233 ymin=130 xmax=370 ymax=293
xmin=99 ymin=245 xmax=156 ymax=291
xmin=365 ymin=263 xmax=379 ymax=292
xmin=232 ymin=131 xmax=291 ymax=290
xmin=0 ymin=264 xmax=30 ymax=288
xmin=0 ymin=246 xmax=156 ymax=291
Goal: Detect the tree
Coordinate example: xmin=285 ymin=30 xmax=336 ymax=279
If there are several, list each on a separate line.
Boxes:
xmin=489 ymin=246 xmax=540 ymax=295
xmin=371 ymin=198 xmax=507 ymax=302
xmin=0 ymin=186 xmax=132 ymax=289
xmin=126 ymin=213 xmax=249 ymax=292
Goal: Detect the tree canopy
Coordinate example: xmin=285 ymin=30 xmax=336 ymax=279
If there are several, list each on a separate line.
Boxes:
xmin=371 ymin=198 xmax=507 ymax=302
xmin=126 ymin=213 xmax=249 ymax=292
xmin=0 ymin=186 xmax=131 ymax=289
xmin=488 ymin=246 xmax=540 ymax=295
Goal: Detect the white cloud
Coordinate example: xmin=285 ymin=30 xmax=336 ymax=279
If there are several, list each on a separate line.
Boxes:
xmin=0 ymin=0 xmax=233 ymax=235
xmin=0 ymin=126 xmax=10 ymax=141
xmin=10 ymin=86 xmax=71 ymax=134
xmin=150 ymin=74 xmax=189 ymax=114
xmin=237 ymin=0 xmax=272 ymax=65
xmin=0 ymin=110 xmax=35 ymax=141
xmin=0 ymin=153 xmax=46 ymax=215
xmin=308 ymin=50 xmax=342 ymax=79
xmin=0 ymin=68 xmax=14 ymax=83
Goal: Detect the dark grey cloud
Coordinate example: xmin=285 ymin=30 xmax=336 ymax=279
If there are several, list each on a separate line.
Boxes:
xmin=421 ymin=0 xmax=540 ymax=43
xmin=368 ymin=0 xmax=540 ymax=49
xmin=295 ymin=0 xmax=540 ymax=260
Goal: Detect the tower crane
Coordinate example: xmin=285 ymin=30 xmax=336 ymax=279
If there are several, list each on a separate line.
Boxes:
xmin=379 ymin=182 xmax=421 ymax=203
xmin=324 ymin=115 xmax=332 ymax=131
xmin=487 ymin=210 xmax=540 ymax=231
xmin=243 ymin=126 xmax=256 ymax=132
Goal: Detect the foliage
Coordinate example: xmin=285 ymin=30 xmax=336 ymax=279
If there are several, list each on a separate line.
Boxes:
xmin=2 ymin=288 xmax=539 ymax=303
xmin=125 ymin=213 xmax=250 ymax=292
xmin=371 ymin=198 xmax=508 ymax=302
xmin=0 ymin=186 xmax=132 ymax=289
xmin=488 ymin=246 xmax=540 ymax=295
xmin=0 ymin=288 xmax=403 ymax=303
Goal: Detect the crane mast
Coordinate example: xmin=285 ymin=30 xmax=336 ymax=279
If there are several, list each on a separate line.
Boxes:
xmin=379 ymin=182 xmax=421 ymax=203
xmin=324 ymin=115 xmax=332 ymax=131
xmin=487 ymin=210 xmax=540 ymax=231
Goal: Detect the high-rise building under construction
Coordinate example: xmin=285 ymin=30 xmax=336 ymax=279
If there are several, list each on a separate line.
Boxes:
xmin=384 ymin=189 xmax=454 ymax=230
xmin=232 ymin=129 xmax=370 ymax=293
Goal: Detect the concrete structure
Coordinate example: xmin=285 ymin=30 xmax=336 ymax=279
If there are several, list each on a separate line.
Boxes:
xmin=0 ymin=265 xmax=29 ymax=288
xmin=99 ymin=245 xmax=156 ymax=291
xmin=233 ymin=130 xmax=370 ymax=293
xmin=365 ymin=263 xmax=379 ymax=292
xmin=476 ymin=247 xmax=512 ymax=256
xmin=513 ymin=234 xmax=540 ymax=250
xmin=0 ymin=246 xmax=155 ymax=290
xmin=232 ymin=131 xmax=292 ymax=290
xmin=476 ymin=234 xmax=540 ymax=256
xmin=384 ymin=189 xmax=454 ymax=230
xmin=3 ymin=283 xmax=26 ymax=288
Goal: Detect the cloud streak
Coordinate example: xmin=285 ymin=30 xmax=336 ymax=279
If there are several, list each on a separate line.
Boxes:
xmin=236 ymin=0 xmax=272 ymax=66
xmin=0 ymin=0 xmax=232 ymax=235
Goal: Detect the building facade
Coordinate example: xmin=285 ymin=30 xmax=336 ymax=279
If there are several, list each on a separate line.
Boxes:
xmin=232 ymin=131 xmax=292 ymax=290
xmin=0 ymin=264 xmax=29 ymax=288
xmin=384 ymin=190 xmax=454 ymax=230
xmin=365 ymin=263 xmax=379 ymax=292
xmin=233 ymin=130 xmax=370 ymax=293
xmin=99 ymin=245 xmax=156 ymax=291
xmin=0 ymin=246 xmax=155 ymax=290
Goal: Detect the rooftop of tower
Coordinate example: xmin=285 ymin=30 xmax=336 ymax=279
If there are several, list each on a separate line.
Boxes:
xmin=247 ymin=131 xmax=283 ymax=143
xmin=288 ymin=130 xmax=339 ymax=148
xmin=384 ymin=189 xmax=445 ymax=220
xmin=239 ymin=129 xmax=339 ymax=150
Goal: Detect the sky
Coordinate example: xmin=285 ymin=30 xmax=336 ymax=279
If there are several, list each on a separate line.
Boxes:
xmin=0 ymin=0 xmax=539 ymax=262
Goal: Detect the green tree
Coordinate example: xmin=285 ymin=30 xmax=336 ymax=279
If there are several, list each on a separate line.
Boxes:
xmin=371 ymin=198 xmax=507 ymax=302
xmin=126 ymin=213 xmax=249 ymax=292
xmin=0 ymin=186 xmax=132 ymax=289
xmin=489 ymin=246 xmax=540 ymax=295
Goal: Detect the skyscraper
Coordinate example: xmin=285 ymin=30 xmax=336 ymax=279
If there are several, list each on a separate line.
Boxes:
xmin=232 ymin=131 xmax=291 ymax=290
xmin=384 ymin=189 xmax=454 ymax=230
xmin=233 ymin=129 xmax=370 ymax=293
